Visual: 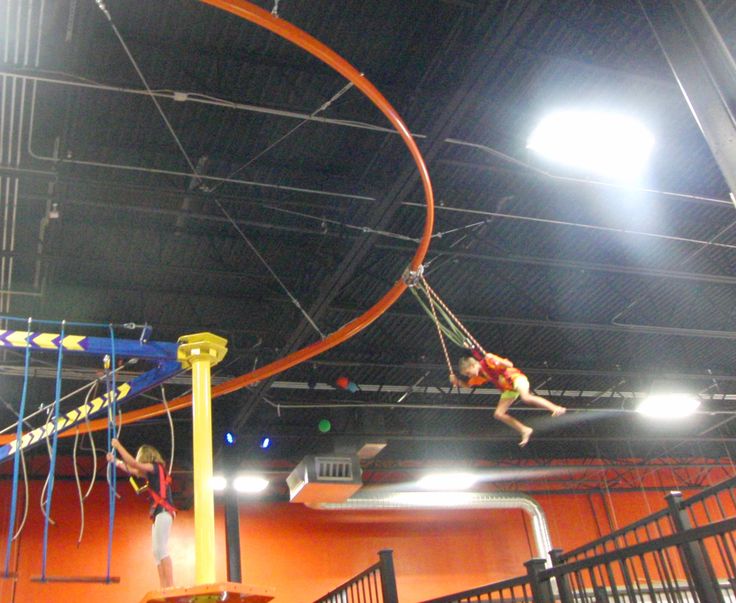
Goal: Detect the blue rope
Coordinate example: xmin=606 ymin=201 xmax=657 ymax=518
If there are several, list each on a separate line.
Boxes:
xmin=106 ymin=324 xmax=117 ymax=582
xmin=3 ymin=317 xmax=33 ymax=577
xmin=41 ymin=320 xmax=65 ymax=580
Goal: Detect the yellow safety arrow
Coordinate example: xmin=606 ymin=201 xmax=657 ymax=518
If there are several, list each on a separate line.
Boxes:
xmin=6 ymin=330 xmax=31 ymax=347
xmin=62 ymin=335 xmax=86 ymax=351
xmin=32 ymin=332 xmax=59 ymax=349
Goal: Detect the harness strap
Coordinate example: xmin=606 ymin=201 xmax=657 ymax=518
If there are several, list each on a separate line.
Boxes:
xmin=146 ymin=463 xmax=177 ymax=518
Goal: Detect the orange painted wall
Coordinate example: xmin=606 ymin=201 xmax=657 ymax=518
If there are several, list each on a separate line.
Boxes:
xmin=0 ymin=479 xmax=703 ymax=603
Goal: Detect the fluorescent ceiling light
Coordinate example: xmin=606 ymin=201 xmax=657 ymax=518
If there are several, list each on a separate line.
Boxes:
xmin=417 ymin=472 xmax=479 ymax=490
xmin=527 ymin=110 xmax=654 ymax=180
xmin=637 ymin=393 xmax=700 ymax=418
xmin=211 ymin=475 xmax=227 ymax=491
xmin=233 ymin=475 xmax=269 ymax=493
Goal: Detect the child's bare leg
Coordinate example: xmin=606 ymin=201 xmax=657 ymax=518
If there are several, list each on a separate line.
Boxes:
xmin=157 ymin=562 xmax=166 ymax=589
xmin=157 ymin=557 xmax=173 ymax=589
xmin=515 ymin=380 xmax=565 ymax=416
xmin=494 ymin=397 xmax=533 ymax=446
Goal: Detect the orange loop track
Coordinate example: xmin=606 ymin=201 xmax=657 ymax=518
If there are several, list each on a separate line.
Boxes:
xmin=57 ymin=0 xmax=434 ymax=438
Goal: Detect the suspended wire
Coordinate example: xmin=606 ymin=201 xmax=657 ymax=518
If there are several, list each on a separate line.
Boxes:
xmin=264 ymin=205 xmax=419 ymax=242
xmin=403 ymin=202 xmax=736 ymax=251
xmin=444 ymin=138 xmax=732 ymax=206
xmin=214 ymin=199 xmax=325 ymax=338
xmin=83 ymin=382 xmax=99 ymax=501
xmin=264 ymin=204 xmax=489 ymax=243
xmin=3 ymin=316 xmax=32 ymax=574
xmin=0 ymin=362 xmax=132 ymax=436
xmin=160 ymin=385 xmax=175 ymax=476
xmin=207 ymin=81 xmax=356 ymax=195
xmin=611 ymin=219 xmax=736 ymax=324
xmin=12 ymin=449 xmax=28 ymax=542
xmin=94 ymin=1 xmax=197 ymax=176
xmin=73 ymin=381 xmax=100 ymax=547
xmin=95 ymin=1 xmax=360 ymax=341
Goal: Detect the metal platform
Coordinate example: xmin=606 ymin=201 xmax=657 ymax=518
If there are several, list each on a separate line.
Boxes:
xmin=139 ymin=582 xmax=274 ymax=603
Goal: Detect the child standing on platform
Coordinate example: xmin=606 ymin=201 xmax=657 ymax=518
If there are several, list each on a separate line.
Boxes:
xmin=108 ymin=438 xmax=175 ymax=589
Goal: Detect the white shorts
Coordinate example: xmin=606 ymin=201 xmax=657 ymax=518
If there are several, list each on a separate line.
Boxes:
xmin=151 ymin=511 xmax=173 ymax=563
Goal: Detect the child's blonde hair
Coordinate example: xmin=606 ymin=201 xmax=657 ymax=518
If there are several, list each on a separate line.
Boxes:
xmin=458 ymin=356 xmax=477 ymax=373
xmin=136 ymin=444 xmax=164 ymax=464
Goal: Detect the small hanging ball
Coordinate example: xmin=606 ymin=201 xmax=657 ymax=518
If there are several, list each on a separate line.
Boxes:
xmin=335 ymin=376 xmax=349 ymax=389
xmin=318 ymin=419 xmax=332 ymax=433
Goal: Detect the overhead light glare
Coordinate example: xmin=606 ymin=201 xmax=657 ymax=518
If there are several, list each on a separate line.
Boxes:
xmin=233 ymin=475 xmax=269 ymax=493
xmin=637 ymin=393 xmax=700 ymax=418
xmin=417 ymin=472 xmax=479 ymax=490
xmin=527 ymin=110 xmax=654 ymax=180
xmin=211 ymin=475 xmax=227 ymax=491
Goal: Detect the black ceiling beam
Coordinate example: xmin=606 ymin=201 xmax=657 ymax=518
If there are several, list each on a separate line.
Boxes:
xmin=23 ymin=187 xmax=736 ymax=286
xmin=228 ymin=0 xmax=549 ymax=436
xmin=639 ymin=0 xmax=736 ymax=201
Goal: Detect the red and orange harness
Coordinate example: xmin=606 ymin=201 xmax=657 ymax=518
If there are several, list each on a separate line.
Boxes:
xmin=129 ymin=463 xmax=177 ymax=520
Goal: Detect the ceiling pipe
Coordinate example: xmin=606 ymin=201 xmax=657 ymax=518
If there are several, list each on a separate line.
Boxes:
xmin=316 ymin=489 xmax=553 ymax=565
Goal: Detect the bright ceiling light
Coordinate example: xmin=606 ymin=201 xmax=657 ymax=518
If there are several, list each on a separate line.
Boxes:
xmin=637 ymin=393 xmax=700 ymax=419
xmin=417 ymin=472 xmax=479 ymax=490
xmin=211 ymin=475 xmax=227 ymax=491
xmin=527 ymin=110 xmax=654 ymax=180
xmin=233 ymin=475 xmax=269 ymax=494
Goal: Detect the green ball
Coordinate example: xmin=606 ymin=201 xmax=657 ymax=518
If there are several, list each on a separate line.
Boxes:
xmin=318 ymin=419 xmax=332 ymax=433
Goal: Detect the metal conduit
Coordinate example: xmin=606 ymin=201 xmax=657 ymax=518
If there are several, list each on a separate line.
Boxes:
xmin=317 ymin=490 xmax=554 ymax=565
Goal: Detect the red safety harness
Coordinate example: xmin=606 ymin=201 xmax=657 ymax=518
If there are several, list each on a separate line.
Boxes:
xmin=144 ymin=463 xmax=177 ymax=520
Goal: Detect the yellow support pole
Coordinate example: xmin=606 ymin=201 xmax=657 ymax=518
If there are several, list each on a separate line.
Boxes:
xmin=177 ymin=333 xmax=228 ymax=586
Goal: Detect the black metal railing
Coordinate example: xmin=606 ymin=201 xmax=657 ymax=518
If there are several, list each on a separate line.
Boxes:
xmin=312 ymin=549 xmax=399 ymax=603
xmin=420 ymin=473 xmax=736 ymax=603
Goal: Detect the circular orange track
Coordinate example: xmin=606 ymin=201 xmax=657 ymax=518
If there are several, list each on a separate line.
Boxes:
xmin=62 ymin=0 xmax=434 ymax=437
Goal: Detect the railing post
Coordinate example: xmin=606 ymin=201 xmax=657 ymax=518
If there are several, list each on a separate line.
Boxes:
xmin=666 ymin=491 xmax=725 ymax=603
xmin=379 ymin=549 xmax=399 ymax=603
xmin=593 ymin=586 xmax=609 ymax=603
xmin=525 ymin=558 xmax=553 ymax=603
xmin=549 ymin=549 xmax=574 ymax=603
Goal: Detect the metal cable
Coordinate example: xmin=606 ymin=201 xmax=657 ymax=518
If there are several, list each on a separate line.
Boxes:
xmin=208 ymin=81 xmax=355 ymax=194
xmin=214 ymin=199 xmax=325 ymax=338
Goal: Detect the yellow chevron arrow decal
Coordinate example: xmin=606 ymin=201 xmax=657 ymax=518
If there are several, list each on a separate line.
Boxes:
xmin=89 ymin=394 xmax=105 ymax=414
xmin=32 ymin=332 xmax=59 ymax=349
xmin=62 ymin=335 xmax=86 ymax=351
xmin=6 ymin=330 xmax=31 ymax=347
xmin=116 ymin=383 xmax=131 ymax=401
xmin=7 ymin=380 xmax=141 ymax=457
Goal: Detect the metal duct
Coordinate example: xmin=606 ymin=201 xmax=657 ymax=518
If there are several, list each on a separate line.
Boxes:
xmin=316 ymin=489 xmax=553 ymax=565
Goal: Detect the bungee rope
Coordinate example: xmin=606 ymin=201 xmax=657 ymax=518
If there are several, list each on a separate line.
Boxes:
xmin=404 ymin=266 xmax=487 ymax=381
xmin=161 ymin=385 xmax=175 ymax=477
